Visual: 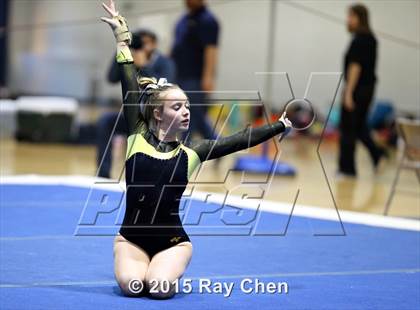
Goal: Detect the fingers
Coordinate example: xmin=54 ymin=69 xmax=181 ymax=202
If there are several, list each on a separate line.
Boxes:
xmin=279 ymin=113 xmax=292 ymax=128
xmin=100 ymin=16 xmax=111 ymax=23
xmin=102 ymin=2 xmax=113 ymax=16
xmin=100 ymin=16 xmax=119 ymax=28
xmin=109 ymin=0 xmax=116 ymax=11
xmin=110 ymin=0 xmax=119 ymax=15
xmin=102 ymin=1 xmax=118 ymax=17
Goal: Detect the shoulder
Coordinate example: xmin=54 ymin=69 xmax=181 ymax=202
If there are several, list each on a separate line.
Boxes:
xmin=176 ymin=14 xmax=188 ymax=27
xmin=200 ymin=8 xmax=219 ymax=26
xmin=181 ymin=142 xmax=200 ymax=155
xmin=349 ymin=35 xmax=366 ymax=52
xmin=351 ymin=34 xmax=363 ymax=44
xmin=131 ymin=121 xmax=149 ymax=138
xmin=183 ymin=139 xmax=213 ymax=161
xmin=202 ymin=14 xmax=219 ymax=27
xmin=180 ymin=143 xmax=203 ymax=176
xmin=156 ymin=52 xmax=174 ymax=65
xmin=354 ymin=33 xmax=375 ymax=45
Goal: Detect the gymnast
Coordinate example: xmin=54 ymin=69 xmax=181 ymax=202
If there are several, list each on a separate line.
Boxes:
xmin=101 ymin=0 xmax=292 ymax=299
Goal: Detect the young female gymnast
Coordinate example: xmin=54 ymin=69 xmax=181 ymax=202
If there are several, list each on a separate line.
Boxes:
xmin=101 ymin=0 xmax=292 ymax=299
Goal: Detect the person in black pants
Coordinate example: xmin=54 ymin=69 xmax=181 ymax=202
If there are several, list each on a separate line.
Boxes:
xmin=339 ymin=3 xmax=385 ymax=177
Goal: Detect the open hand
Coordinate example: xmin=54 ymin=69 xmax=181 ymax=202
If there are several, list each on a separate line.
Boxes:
xmin=100 ymin=0 xmax=120 ymax=29
xmin=278 ymin=112 xmax=292 ymax=141
xmin=100 ymin=0 xmax=132 ymax=45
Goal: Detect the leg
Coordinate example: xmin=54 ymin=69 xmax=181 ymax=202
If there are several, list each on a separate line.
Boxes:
xmin=96 ymin=112 xmax=127 ymax=178
xmin=357 ymin=120 xmax=383 ymax=167
xmin=113 ymin=234 xmax=151 ymax=297
xmin=353 ymin=87 xmax=383 ymax=168
xmin=145 ymin=242 xmax=193 ymax=299
xmin=338 ymin=104 xmax=357 ymax=175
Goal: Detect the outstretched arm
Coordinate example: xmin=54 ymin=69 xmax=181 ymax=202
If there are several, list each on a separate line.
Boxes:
xmin=188 ymin=116 xmax=291 ymax=162
xmin=101 ymin=0 xmax=145 ymax=135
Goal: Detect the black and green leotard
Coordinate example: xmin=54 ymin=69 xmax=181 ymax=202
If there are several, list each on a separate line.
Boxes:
xmin=118 ymin=62 xmax=286 ymax=258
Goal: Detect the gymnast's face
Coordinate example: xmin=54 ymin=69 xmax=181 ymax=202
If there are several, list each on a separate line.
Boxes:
xmin=154 ymin=88 xmax=190 ymax=134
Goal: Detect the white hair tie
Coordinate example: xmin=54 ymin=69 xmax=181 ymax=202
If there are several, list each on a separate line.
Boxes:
xmin=144 ymin=78 xmax=173 ymax=92
xmin=139 ymin=78 xmax=174 ymax=117
xmin=157 ymin=78 xmax=173 ymax=87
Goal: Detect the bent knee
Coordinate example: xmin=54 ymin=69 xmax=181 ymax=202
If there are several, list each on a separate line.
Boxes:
xmin=117 ymin=276 xmax=146 ymax=297
xmin=146 ymin=278 xmax=177 ymax=299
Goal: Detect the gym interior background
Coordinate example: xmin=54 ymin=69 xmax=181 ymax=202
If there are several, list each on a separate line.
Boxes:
xmin=0 ymin=1 xmax=419 ymax=309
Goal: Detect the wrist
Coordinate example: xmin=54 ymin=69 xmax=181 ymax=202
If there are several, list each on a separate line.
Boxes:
xmin=278 ymin=120 xmax=286 ymax=131
xmin=116 ymin=43 xmax=133 ymax=64
xmin=278 ymin=114 xmax=292 ymax=132
xmin=113 ymin=15 xmax=132 ymax=44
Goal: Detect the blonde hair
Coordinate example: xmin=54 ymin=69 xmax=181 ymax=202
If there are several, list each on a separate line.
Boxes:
xmin=137 ymin=76 xmax=182 ymax=134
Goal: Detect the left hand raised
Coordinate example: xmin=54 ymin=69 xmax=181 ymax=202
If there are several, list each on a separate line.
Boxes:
xmin=100 ymin=0 xmax=132 ymax=45
xmin=101 ymin=0 xmax=120 ymax=29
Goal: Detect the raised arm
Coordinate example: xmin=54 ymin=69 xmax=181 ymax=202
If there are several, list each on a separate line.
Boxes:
xmin=118 ymin=52 xmax=143 ymax=135
xmin=188 ymin=115 xmax=291 ymax=162
xmin=101 ymin=0 xmax=145 ymax=135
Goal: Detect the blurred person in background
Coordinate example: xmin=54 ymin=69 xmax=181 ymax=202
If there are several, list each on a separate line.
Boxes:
xmin=338 ymin=3 xmax=385 ymax=178
xmin=0 ymin=0 xmax=9 ymax=98
xmin=171 ymin=0 xmax=220 ymax=143
xmin=97 ymin=29 xmax=175 ymax=178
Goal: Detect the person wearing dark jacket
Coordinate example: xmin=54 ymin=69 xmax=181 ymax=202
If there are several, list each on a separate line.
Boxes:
xmin=171 ymin=0 xmax=220 ymax=143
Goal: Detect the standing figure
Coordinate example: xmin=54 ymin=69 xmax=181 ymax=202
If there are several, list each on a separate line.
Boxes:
xmin=171 ymin=0 xmax=220 ymax=143
xmin=339 ymin=3 xmax=385 ymax=177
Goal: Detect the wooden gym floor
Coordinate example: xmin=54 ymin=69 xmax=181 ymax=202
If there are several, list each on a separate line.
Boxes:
xmin=1 ymin=134 xmax=418 ymax=219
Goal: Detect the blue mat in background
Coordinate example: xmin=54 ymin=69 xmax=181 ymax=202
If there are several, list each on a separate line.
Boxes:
xmin=0 ymin=184 xmax=419 ymax=310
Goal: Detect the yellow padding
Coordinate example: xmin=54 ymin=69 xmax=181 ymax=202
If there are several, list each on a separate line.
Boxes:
xmin=126 ymin=133 xmax=202 ymax=179
xmin=180 ymin=144 xmax=202 ymax=179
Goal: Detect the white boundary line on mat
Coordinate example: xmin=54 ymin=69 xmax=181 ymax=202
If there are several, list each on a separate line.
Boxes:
xmin=0 ymin=235 xmax=112 ymax=241
xmin=1 ymin=174 xmax=419 ymax=232
xmin=1 ymin=268 xmax=419 ymax=288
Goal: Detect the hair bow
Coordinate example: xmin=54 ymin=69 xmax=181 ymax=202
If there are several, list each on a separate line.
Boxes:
xmin=144 ymin=78 xmax=173 ymax=93
xmin=139 ymin=78 xmax=174 ymax=117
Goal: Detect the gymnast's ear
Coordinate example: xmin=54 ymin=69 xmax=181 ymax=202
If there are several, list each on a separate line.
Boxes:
xmin=153 ymin=108 xmax=162 ymax=121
